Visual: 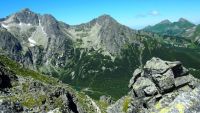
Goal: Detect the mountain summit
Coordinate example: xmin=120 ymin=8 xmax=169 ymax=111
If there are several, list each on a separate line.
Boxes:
xmin=3 ymin=8 xmax=39 ymax=25
xmin=159 ymin=19 xmax=172 ymax=24
xmin=95 ymin=14 xmax=118 ymax=25
xmin=178 ymin=18 xmax=189 ymax=23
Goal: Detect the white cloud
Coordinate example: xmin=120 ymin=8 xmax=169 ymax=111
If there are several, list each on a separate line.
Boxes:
xmin=149 ymin=10 xmax=160 ymax=16
xmin=135 ymin=10 xmax=160 ymax=18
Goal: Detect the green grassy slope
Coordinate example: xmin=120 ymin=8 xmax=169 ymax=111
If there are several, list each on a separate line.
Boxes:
xmin=0 ymin=55 xmax=58 ymax=84
xmin=55 ymin=38 xmax=200 ymax=100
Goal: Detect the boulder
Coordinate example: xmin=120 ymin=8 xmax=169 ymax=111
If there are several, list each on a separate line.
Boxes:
xmin=144 ymin=57 xmax=181 ymax=74
xmin=128 ymin=68 xmax=142 ymax=88
xmin=152 ymin=69 xmax=175 ymax=93
xmin=107 ymin=57 xmax=200 ymax=113
xmin=132 ymin=77 xmax=157 ymax=97
xmin=175 ymin=75 xmax=191 ymax=87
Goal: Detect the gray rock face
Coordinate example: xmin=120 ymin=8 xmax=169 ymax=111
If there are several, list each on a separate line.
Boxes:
xmin=0 ymin=29 xmax=22 ymax=55
xmin=14 ymin=8 xmax=39 ymax=25
xmin=128 ymin=68 xmax=142 ymax=88
xmin=152 ymin=69 xmax=175 ymax=93
xmin=38 ymin=14 xmax=73 ymax=68
xmin=107 ymin=96 xmax=129 ymax=113
xmin=107 ymin=57 xmax=200 ymax=113
xmin=132 ymin=77 xmax=158 ymax=97
xmin=96 ymin=15 xmax=138 ymax=54
xmin=70 ymin=14 xmax=140 ymax=54
xmin=0 ymin=8 xmax=73 ymax=71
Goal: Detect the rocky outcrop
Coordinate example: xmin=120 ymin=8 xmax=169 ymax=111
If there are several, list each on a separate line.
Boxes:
xmin=0 ymin=29 xmax=22 ymax=55
xmin=0 ymin=59 xmax=98 ymax=113
xmin=100 ymin=95 xmax=114 ymax=105
xmin=0 ymin=63 xmax=18 ymax=89
xmin=107 ymin=57 xmax=200 ymax=113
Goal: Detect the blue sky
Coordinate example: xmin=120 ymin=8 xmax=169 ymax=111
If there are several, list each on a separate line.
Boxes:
xmin=0 ymin=0 xmax=200 ymax=29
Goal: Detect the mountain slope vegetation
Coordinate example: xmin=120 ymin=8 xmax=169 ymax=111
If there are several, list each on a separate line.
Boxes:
xmin=0 ymin=8 xmax=200 ymax=100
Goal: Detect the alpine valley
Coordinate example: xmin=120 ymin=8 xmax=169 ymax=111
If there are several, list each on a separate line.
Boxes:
xmin=1 ymin=8 xmax=200 ymax=113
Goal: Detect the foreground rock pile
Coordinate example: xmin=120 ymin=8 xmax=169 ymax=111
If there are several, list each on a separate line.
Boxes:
xmin=107 ymin=57 xmax=200 ymax=113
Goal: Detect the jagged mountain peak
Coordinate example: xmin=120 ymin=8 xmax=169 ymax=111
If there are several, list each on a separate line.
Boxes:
xmin=2 ymin=8 xmax=59 ymax=29
xmin=159 ymin=19 xmax=172 ymax=24
xmin=177 ymin=18 xmax=195 ymax=25
xmin=95 ymin=14 xmax=118 ymax=25
xmin=143 ymin=17 xmax=196 ymax=36
xmin=2 ymin=8 xmax=39 ymax=25
xmin=178 ymin=18 xmax=189 ymax=23
xmin=97 ymin=14 xmax=113 ymax=20
xmin=176 ymin=18 xmax=195 ymax=28
xmin=20 ymin=8 xmax=33 ymax=13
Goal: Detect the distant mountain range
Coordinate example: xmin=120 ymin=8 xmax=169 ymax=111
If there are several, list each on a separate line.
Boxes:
xmin=143 ymin=18 xmax=200 ymax=43
xmin=0 ymin=8 xmax=200 ymax=100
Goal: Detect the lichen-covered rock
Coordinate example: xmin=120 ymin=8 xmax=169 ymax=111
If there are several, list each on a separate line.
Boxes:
xmin=0 ymin=60 xmax=99 ymax=113
xmin=154 ymin=86 xmax=200 ymax=113
xmin=107 ymin=57 xmax=200 ymax=113
xmin=107 ymin=96 xmax=132 ymax=113
xmin=100 ymin=95 xmax=114 ymax=105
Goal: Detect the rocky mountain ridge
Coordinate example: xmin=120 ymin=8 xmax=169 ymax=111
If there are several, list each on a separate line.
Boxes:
xmin=143 ymin=18 xmax=200 ymax=44
xmin=0 ymin=8 xmax=150 ymax=71
xmin=143 ymin=18 xmax=195 ymax=35
xmin=1 ymin=8 xmax=198 ymax=73
xmin=1 ymin=8 xmax=200 ymax=102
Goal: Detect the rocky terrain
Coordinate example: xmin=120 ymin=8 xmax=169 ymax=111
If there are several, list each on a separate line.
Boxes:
xmin=107 ymin=57 xmax=200 ymax=113
xmin=0 ymin=55 xmax=100 ymax=113
xmin=1 ymin=8 xmax=200 ymax=107
xmin=0 ymin=8 xmax=166 ymax=99
xmin=1 ymin=50 xmax=200 ymax=113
